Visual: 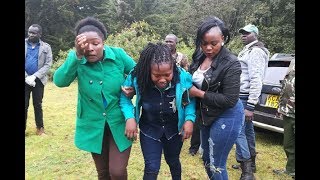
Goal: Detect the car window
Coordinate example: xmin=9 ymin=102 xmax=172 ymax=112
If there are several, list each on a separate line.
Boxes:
xmin=263 ymin=67 xmax=288 ymax=85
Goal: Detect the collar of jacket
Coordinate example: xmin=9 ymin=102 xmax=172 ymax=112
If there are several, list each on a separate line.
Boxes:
xmin=244 ymin=40 xmax=259 ymax=50
xmin=190 ymin=47 xmax=230 ymax=72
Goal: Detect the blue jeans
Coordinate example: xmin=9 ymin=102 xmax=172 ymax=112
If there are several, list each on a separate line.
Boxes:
xmin=140 ymin=132 xmax=183 ymax=180
xmin=235 ymin=98 xmax=256 ymax=162
xmin=201 ymin=99 xmax=243 ymax=180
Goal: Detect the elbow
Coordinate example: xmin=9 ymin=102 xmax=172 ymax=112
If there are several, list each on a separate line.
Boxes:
xmin=52 ymin=75 xmax=67 ymax=87
xmin=225 ymin=95 xmax=239 ymax=108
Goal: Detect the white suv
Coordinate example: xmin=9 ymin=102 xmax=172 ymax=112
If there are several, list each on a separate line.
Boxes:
xmin=253 ymin=53 xmax=295 ymax=133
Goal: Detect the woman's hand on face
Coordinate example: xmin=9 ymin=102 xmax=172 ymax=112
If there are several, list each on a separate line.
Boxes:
xmin=121 ymin=86 xmax=136 ymax=98
xmin=125 ymin=118 xmax=138 ymax=141
xmin=180 ymin=120 xmax=193 ymax=141
xmin=75 ymin=34 xmax=88 ymax=59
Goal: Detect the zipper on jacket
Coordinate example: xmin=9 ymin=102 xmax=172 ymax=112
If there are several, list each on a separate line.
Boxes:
xmin=200 ymin=80 xmax=221 ymax=125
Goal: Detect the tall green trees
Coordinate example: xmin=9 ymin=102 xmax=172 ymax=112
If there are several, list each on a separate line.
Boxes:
xmin=25 ymin=0 xmax=295 ymax=62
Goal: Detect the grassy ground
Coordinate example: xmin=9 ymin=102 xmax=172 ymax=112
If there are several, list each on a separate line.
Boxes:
xmin=25 ymin=82 xmax=292 ymax=180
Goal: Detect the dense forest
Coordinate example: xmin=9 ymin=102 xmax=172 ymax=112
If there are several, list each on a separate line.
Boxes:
xmin=25 ymin=0 xmax=295 ymax=63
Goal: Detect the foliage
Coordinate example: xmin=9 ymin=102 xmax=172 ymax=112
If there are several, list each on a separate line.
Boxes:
xmin=25 ymin=0 xmax=295 ymax=62
xmin=176 ymin=37 xmax=195 ymax=63
xmin=228 ymin=37 xmax=244 ymax=56
xmin=105 ymin=21 xmax=161 ymax=61
xmin=48 ymin=49 xmax=70 ymax=81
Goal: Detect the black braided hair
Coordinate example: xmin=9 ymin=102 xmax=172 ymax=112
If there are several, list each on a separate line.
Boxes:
xmin=132 ymin=42 xmax=178 ymax=96
xmin=192 ymin=16 xmax=230 ymax=63
xmin=74 ymin=17 xmax=107 ymax=40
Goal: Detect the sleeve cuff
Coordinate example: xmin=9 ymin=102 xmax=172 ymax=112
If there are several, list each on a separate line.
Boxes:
xmin=245 ymin=102 xmax=255 ymax=111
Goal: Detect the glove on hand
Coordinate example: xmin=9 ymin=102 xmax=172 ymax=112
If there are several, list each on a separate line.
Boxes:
xmin=25 ymin=75 xmax=36 ymax=87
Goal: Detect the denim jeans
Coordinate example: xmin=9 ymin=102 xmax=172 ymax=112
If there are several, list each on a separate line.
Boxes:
xmin=140 ymin=132 xmax=183 ymax=180
xmin=201 ymin=99 xmax=243 ymax=180
xmin=235 ymin=98 xmax=256 ymax=162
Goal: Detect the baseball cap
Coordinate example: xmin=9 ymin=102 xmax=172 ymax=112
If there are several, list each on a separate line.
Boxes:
xmin=238 ymin=24 xmax=259 ymax=35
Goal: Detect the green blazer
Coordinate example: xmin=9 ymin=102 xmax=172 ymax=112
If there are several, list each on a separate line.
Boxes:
xmin=53 ymin=45 xmax=136 ymax=153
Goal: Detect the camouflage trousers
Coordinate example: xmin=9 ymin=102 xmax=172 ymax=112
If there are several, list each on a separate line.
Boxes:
xmin=283 ymin=115 xmax=295 ymax=174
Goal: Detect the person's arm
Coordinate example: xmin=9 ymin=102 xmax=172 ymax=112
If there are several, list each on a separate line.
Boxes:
xmin=183 ymin=72 xmax=196 ymax=123
xmin=33 ymin=43 xmax=53 ymax=79
xmin=201 ymin=61 xmax=241 ymax=108
xmin=117 ymin=47 xmax=136 ymax=75
xmin=246 ymin=48 xmax=268 ymax=111
xmin=53 ymin=50 xmax=79 ymax=87
xmin=180 ymin=72 xmax=196 ymax=140
xmin=119 ymin=72 xmax=136 ymax=120
xmin=120 ymin=73 xmax=138 ymax=140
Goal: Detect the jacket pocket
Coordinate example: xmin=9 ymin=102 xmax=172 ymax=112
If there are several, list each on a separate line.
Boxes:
xmin=200 ymin=102 xmax=224 ymax=126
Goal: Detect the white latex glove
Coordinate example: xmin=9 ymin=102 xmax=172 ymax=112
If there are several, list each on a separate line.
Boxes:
xmin=30 ymin=81 xmax=36 ymax=87
xmin=25 ymin=75 xmax=36 ymax=87
xmin=25 ymin=78 xmax=36 ymax=87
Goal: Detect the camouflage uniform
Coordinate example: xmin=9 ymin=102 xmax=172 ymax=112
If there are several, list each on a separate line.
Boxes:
xmin=277 ymin=58 xmax=295 ymax=175
xmin=278 ymin=58 xmax=295 ymax=118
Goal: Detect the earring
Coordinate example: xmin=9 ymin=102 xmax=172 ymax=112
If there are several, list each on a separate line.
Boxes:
xmin=221 ymin=42 xmax=224 ymax=46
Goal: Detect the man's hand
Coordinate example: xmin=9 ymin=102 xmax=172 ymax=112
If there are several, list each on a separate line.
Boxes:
xmin=25 ymin=75 xmax=36 ymax=87
xmin=125 ymin=118 xmax=138 ymax=141
xmin=244 ymin=109 xmax=254 ymax=121
xmin=180 ymin=120 xmax=193 ymax=141
xmin=121 ymin=86 xmax=136 ymax=98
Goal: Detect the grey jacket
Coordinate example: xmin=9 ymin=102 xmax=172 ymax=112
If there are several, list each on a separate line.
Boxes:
xmin=238 ymin=40 xmax=269 ymax=111
xmin=25 ymin=38 xmax=53 ymax=85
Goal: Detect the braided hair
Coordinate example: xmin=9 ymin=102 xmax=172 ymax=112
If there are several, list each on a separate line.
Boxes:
xmin=192 ymin=16 xmax=230 ymax=63
xmin=132 ymin=42 xmax=178 ymax=95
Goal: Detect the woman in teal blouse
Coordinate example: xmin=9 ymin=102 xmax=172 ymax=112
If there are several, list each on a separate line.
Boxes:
xmin=53 ymin=17 xmax=136 ymax=180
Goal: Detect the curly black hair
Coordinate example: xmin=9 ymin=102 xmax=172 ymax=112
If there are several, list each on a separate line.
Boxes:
xmin=74 ymin=17 xmax=107 ymax=40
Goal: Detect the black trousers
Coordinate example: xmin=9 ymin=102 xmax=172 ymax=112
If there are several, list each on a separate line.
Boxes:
xmin=25 ymin=78 xmax=44 ymax=130
xmin=189 ymin=117 xmax=201 ymax=151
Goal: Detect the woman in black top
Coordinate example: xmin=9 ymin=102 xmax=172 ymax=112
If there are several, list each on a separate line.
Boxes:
xmin=189 ymin=16 xmax=244 ymax=180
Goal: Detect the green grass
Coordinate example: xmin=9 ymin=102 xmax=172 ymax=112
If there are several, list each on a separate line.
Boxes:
xmin=26 ymin=82 xmax=292 ymax=180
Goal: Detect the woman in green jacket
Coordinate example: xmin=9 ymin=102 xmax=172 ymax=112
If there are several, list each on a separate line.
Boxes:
xmin=53 ymin=17 xmax=136 ymax=180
